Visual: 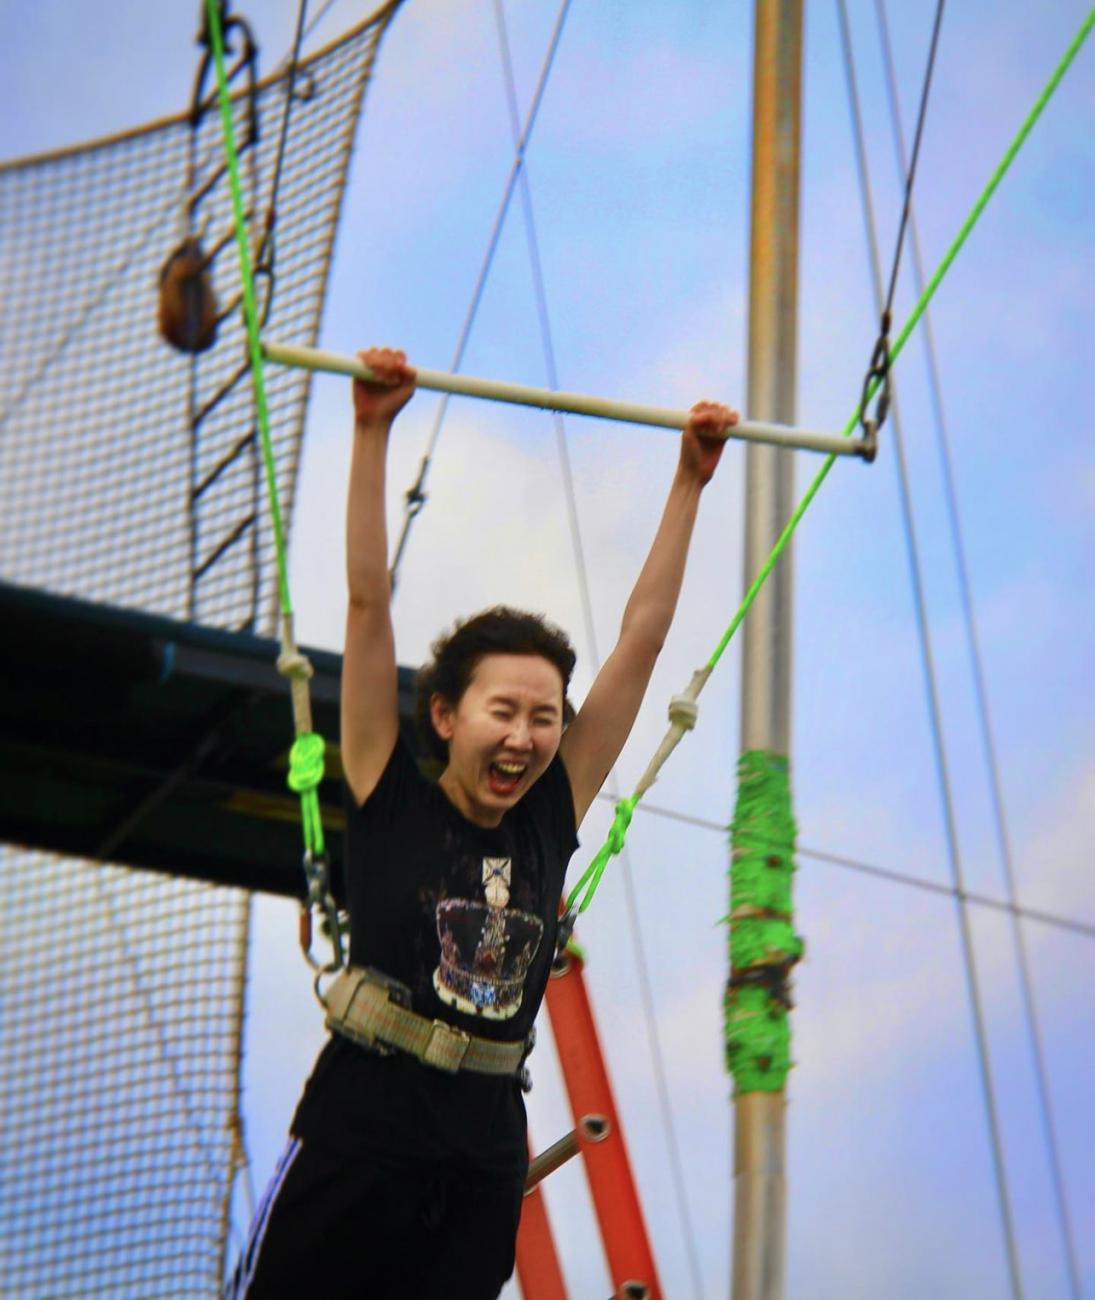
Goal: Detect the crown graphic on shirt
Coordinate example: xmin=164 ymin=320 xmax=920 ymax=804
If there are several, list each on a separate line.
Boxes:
xmin=433 ymin=897 xmax=543 ymax=1020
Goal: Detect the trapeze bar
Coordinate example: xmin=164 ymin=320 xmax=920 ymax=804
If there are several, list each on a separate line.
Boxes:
xmin=262 ymin=340 xmax=867 ymax=458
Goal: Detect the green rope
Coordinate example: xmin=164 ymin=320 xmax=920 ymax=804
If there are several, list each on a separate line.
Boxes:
xmin=288 ymin=733 xmax=327 ymax=858
xmin=565 ymin=795 xmax=637 ymax=913
xmin=204 ymin=0 xmax=293 ymax=620
xmin=707 ymin=1 xmax=1095 ymax=677
xmin=205 ymin=0 xmax=327 ymax=869
xmin=723 ymin=750 xmax=802 ymax=1093
xmin=572 ymin=5 xmax=1095 ymax=914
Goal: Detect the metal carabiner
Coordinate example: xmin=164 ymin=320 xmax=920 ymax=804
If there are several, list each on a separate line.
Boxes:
xmin=299 ymin=849 xmax=346 ymax=975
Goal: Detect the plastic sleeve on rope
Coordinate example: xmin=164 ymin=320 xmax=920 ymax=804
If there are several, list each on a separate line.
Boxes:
xmin=568 ymin=666 xmax=713 ymax=915
xmin=633 ymin=665 xmax=712 ymax=800
xmin=667 ymin=693 xmax=699 ymax=730
xmin=276 ymin=614 xmax=316 ymax=734
xmin=279 ymin=657 xmax=316 ymax=736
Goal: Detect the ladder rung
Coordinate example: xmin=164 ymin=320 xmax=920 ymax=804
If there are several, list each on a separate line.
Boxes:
xmin=193 ymin=362 xmax=250 ymax=427
xmin=191 ymin=428 xmax=255 ymax=503
xmin=193 ymin=514 xmax=255 ymax=583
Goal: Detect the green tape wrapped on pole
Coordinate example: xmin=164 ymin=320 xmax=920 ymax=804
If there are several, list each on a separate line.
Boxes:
xmin=724 ymin=750 xmax=803 ymax=1094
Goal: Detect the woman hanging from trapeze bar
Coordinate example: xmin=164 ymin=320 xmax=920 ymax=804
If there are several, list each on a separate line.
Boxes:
xmin=227 ymin=347 xmax=736 ymax=1299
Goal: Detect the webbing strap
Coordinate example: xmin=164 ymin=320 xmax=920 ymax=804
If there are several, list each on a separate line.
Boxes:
xmin=324 ymin=968 xmax=530 ymax=1076
xmin=570 ymin=5 xmax=1095 ymax=914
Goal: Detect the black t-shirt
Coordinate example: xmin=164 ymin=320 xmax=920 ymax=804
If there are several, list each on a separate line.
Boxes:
xmin=291 ymin=736 xmax=579 ymax=1176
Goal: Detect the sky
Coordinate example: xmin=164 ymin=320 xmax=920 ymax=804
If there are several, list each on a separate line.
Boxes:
xmin=2 ymin=2 xmax=1093 ymax=1297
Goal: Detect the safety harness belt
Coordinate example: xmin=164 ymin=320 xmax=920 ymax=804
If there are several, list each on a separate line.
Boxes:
xmin=324 ymin=966 xmax=534 ymax=1084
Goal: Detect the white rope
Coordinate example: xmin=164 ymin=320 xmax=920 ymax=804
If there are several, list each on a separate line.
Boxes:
xmin=632 ymin=664 xmax=712 ymax=800
xmin=276 ymin=613 xmax=314 ymax=735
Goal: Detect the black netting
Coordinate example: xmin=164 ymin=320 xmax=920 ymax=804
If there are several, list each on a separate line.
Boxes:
xmin=0 ymin=6 xmax=400 ymax=1296
xmin=0 ymin=853 xmax=250 ymax=1299
xmin=0 ymin=5 xmax=396 ymax=632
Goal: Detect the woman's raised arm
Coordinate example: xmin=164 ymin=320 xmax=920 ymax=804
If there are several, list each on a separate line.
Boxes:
xmin=559 ymin=401 xmax=737 ymax=825
xmin=341 ymin=348 xmax=416 ymax=805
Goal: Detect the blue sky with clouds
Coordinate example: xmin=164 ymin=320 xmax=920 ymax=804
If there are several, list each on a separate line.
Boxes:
xmin=3 ymin=2 xmax=1092 ymax=1296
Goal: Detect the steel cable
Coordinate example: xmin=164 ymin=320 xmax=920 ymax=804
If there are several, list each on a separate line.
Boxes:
xmin=388 ymin=0 xmax=574 ymax=591
xmin=835 ymin=2 xmax=1023 ymax=1292
xmin=873 ymin=2 xmax=1083 ymax=1290
xmin=603 ymin=795 xmax=1095 ymax=940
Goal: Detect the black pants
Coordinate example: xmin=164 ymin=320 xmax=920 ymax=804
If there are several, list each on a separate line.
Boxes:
xmin=227 ymin=1137 xmax=526 ymax=1300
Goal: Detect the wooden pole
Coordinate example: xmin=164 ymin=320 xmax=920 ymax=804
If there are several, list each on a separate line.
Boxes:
xmin=731 ymin=3 xmax=803 ymax=1298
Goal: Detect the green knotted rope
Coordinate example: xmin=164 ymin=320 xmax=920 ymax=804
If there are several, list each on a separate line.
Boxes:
xmin=288 ymin=733 xmax=327 ymax=860
xmin=723 ymin=750 xmax=803 ymax=1093
xmin=565 ymin=795 xmax=637 ymax=914
xmin=569 ymin=4 xmax=1095 ymax=917
xmin=205 ymin=0 xmax=326 ymax=867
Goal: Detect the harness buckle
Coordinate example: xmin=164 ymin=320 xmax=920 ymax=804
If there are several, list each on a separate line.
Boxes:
xmin=423 ymin=1020 xmax=472 ymax=1073
xmin=517 ymin=1025 xmax=537 ymax=1094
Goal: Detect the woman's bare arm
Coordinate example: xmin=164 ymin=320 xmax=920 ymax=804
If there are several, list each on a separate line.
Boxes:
xmin=559 ymin=401 xmax=736 ymax=825
xmin=341 ymin=348 xmax=416 ymax=805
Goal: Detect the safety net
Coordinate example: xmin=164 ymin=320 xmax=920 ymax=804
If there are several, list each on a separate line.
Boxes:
xmin=0 ymin=5 xmax=399 ymax=1296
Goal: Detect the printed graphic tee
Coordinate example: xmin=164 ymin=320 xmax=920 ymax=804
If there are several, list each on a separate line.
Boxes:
xmin=292 ymin=736 xmax=579 ymax=1176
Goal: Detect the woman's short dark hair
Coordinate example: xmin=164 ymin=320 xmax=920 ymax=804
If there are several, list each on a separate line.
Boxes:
xmin=416 ymin=606 xmax=576 ymax=762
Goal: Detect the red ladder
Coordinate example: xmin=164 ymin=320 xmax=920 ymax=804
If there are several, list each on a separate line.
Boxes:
xmin=516 ymin=947 xmax=662 ymax=1300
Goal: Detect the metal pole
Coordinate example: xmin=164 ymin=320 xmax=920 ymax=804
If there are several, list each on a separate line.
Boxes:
xmin=261 ymin=340 xmax=863 ymax=457
xmin=516 ymin=1129 xmax=569 ymax=1300
xmin=732 ymin=4 xmax=803 ymax=1298
xmin=524 ymin=1114 xmax=610 ymax=1194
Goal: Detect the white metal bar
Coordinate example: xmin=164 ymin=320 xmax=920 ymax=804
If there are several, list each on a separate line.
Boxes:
xmin=261 ymin=340 xmax=865 ymax=458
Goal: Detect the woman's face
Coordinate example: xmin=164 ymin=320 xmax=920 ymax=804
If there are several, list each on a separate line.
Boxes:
xmin=431 ymin=653 xmax=565 ymax=827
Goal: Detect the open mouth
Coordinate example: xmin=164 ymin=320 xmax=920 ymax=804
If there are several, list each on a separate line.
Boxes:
xmin=488 ymin=760 xmax=527 ymax=797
